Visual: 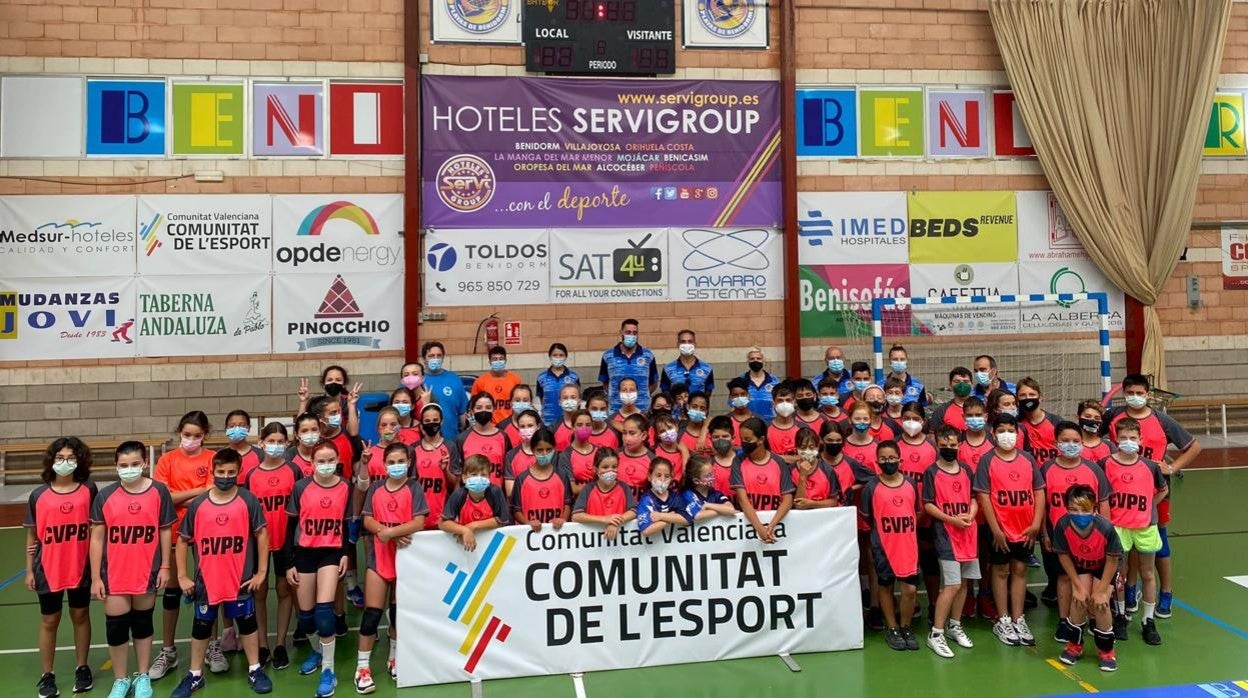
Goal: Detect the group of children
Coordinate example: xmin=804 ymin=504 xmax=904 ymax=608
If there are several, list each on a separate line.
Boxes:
xmin=24 ymin=352 xmax=1198 ymax=697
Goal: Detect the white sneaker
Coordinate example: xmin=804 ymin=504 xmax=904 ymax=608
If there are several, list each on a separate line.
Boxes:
xmin=387 ymin=657 xmax=396 ymax=679
xmin=927 ymin=631 xmax=955 ymax=658
xmin=354 ymin=667 xmax=376 ymax=695
xmin=993 ymin=617 xmax=1020 ymax=646
xmin=205 ymin=640 xmax=229 ymax=674
xmin=148 ymin=647 xmax=178 ymax=681
xmin=1013 ymin=617 xmax=1036 ymax=646
xmin=946 ymin=621 xmax=974 ymax=649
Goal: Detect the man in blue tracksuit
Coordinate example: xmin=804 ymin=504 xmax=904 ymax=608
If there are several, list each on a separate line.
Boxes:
xmin=598 ymin=318 xmax=658 ymax=413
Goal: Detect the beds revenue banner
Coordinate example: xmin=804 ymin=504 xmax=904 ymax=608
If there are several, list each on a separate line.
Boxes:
xmin=421 ymin=76 xmax=781 ymax=228
xmin=394 ymin=509 xmax=862 ymax=687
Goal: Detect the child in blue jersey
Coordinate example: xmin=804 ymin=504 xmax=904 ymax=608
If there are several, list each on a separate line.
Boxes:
xmin=679 ymin=456 xmax=736 ymax=522
xmin=636 ymin=458 xmax=686 ymax=537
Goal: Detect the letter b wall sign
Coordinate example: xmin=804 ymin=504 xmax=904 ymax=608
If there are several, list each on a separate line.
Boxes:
xmin=86 ymin=80 xmax=167 ymax=156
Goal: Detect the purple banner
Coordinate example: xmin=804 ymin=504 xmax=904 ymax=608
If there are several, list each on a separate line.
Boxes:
xmin=421 ymin=76 xmax=780 ymax=228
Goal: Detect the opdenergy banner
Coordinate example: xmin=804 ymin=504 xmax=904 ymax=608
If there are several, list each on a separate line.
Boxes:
xmin=394 ymin=508 xmax=862 ymax=687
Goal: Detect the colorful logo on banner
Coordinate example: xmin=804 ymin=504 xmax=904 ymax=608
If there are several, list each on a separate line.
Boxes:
xmin=796 ymin=191 xmax=908 ymax=264
xmin=253 ymin=83 xmax=324 ymax=156
xmin=673 ymin=227 xmax=782 ymax=301
xmin=1224 ymin=227 xmax=1248 ymax=290
xmin=171 ymin=83 xmax=245 ymax=156
xmin=796 ymin=89 xmax=858 ymax=157
xmin=296 ymin=201 xmax=380 ymax=236
xmin=907 ymin=190 xmax=1018 ymax=264
xmin=287 ymin=275 xmax=386 ymax=350
xmin=139 ymin=213 xmax=163 ymax=256
xmin=329 ymin=83 xmax=404 ymax=155
xmin=696 ymin=0 xmax=757 ymax=38
xmin=444 ymin=0 xmax=511 ymax=34
xmin=0 ymin=282 xmax=136 ymax=357
xmin=1205 ymin=93 xmax=1246 ymax=157
xmin=992 ymin=91 xmax=1035 ymax=157
xmin=440 ymin=532 xmax=516 ymax=673
xmin=926 ymin=90 xmax=988 ymax=157
xmin=435 ymin=155 xmax=496 ymax=213
xmin=86 ymin=80 xmax=166 ymax=156
xmin=859 ymin=89 xmax=923 ymax=157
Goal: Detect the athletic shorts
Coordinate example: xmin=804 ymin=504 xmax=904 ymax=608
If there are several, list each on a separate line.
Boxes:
xmin=194 ymin=595 xmax=255 ymax=622
xmin=1156 ymin=526 xmax=1171 ymax=559
xmin=917 ymin=526 xmax=939 ymax=577
xmin=1115 ymin=525 xmax=1162 ymax=554
xmin=939 ymin=559 xmax=982 ymax=586
xmin=38 ymin=585 xmax=91 ymax=616
xmin=271 ymin=549 xmax=293 ymax=577
xmin=873 ymin=548 xmax=919 ymax=588
xmin=294 ymin=547 xmax=345 ymax=575
xmin=990 ymin=540 xmax=1034 ymax=566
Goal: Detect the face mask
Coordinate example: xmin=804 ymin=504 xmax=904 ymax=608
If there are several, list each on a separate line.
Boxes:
xmin=1080 ymin=418 xmax=1101 ymax=434
xmin=1125 ymin=395 xmax=1148 ymax=409
xmin=995 ymin=432 xmax=1018 ymax=450
xmin=952 ymin=382 xmax=972 ymax=398
xmin=890 ymin=360 xmax=907 ymax=373
xmin=938 ymin=447 xmax=959 ymax=462
xmin=226 ymin=426 xmax=248 ymax=443
xmin=651 ymin=480 xmax=670 ymax=495
xmin=742 ymin=440 xmax=764 ymax=455
xmin=422 ymin=422 xmax=442 ymax=437
xmin=878 ymin=459 xmax=901 ymax=476
xmin=796 ymin=397 xmax=816 ymax=412
xmin=867 ymin=401 xmax=886 ymax=413
xmin=974 ymin=371 xmax=991 ymax=386
xmin=52 ymin=459 xmax=78 ymax=477
xmin=730 ymin=396 xmax=750 ymax=409
xmin=999 ymin=407 xmax=1018 ymax=418
xmin=1069 ymin=513 xmax=1095 ymax=528
xmin=299 ymin=432 xmax=320 ymax=447
xmin=401 ymin=375 xmax=423 ymax=391
xmin=560 ymin=398 xmax=580 ymax=413
xmin=965 ymin=416 xmax=986 ymax=431
xmin=902 ymin=420 xmax=923 ymax=436
xmin=747 ymin=360 xmax=764 ymax=373
xmin=712 ymin=438 xmax=733 ymax=454
xmin=387 ymin=463 xmax=409 ymax=479
xmin=697 ymin=474 xmax=716 ymax=487
xmin=324 ymin=383 xmax=345 ymax=397
xmin=315 ymin=462 xmax=338 ymax=477
xmin=1117 ymin=439 xmax=1140 ymax=455
xmin=474 ymin=411 xmax=493 ymax=426
xmin=118 ymin=466 xmax=144 ymax=483
xmin=774 ymin=402 xmax=795 ymax=418
xmin=379 ymin=427 xmax=398 ymax=442
xmin=512 ymin=401 xmax=532 ymax=414
xmin=519 ymin=426 xmax=537 ymax=442
xmin=623 ymin=434 xmax=644 ymax=449
xmin=326 ymin=414 xmax=342 ymax=429
xmin=823 ymin=443 xmax=843 ymax=459
xmin=885 ymin=394 xmax=903 ymax=406
xmin=853 ymin=380 xmax=871 ymax=393
xmin=426 ymin=357 xmax=443 ymax=372
xmin=573 ymin=426 xmax=593 ymax=442
xmin=535 ymin=452 xmax=555 ymax=467
xmin=181 ymin=436 xmax=203 ymax=452
xmin=551 ymin=357 xmax=566 ymax=368
xmin=658 ymin=428 xmax=678 ymax=445
xmin=214 ymin=476 xmax=236 ymax=492
xmin=797 ymin=449 xmax=819 ymax=462
xmin=264 ymin=443 xmax=287 ymax=458
xmin=828 ymin=358 xmax=844 ymax=373
xmin=589 ymin=410 xmax=608 ymax=423
xmin=1056 ymin=441 xmax=1083 ymax=458
xmin=1019 ymin=398 xmax=1041 ymax=413
xmin=679 ymin=343 xmax=696 ymax=356
xmin=464 ymin=476 xmax=490 ymax=493
xmin=490 ymin=360 xmax=507 ymax=372
xmin=687 ymin=409 xmax=707 ymax=423
xmin=598 ymin=471 xmax=618 ymax=484
xmin=622 ymin=335 xmax=638 ymax=349
xmin=819 ymin=395 xmax=838 ymax=408
xmin=392 ymin=403 xmax=412 ymax=418
xmin=853 ymin=422 xmax=870 ymax=433
xmin=620 ymin=392 xmax=638 ymax=406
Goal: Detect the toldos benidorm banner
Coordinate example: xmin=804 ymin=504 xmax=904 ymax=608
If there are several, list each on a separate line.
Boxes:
xmin=394 ymin=509 xmax=861 ymax=686
xmin=421 ymin=76 xmax=781 ymax=228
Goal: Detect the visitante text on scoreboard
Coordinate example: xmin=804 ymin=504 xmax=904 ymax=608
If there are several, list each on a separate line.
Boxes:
xmin=524 ymin=0 xmax=677 ymax=76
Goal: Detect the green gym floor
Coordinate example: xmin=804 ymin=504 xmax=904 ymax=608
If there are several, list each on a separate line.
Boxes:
xmin=5 ymin=468 xmax=1247 ymax=698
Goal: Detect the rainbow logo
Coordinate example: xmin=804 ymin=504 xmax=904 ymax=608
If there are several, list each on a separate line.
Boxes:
xmin=139 ymin=212 xmax=164 ymax=256
xmin=296 ymin=201 xmax=380 ymax=236
xmin=441 ymin=531 xmax=516 ymax=674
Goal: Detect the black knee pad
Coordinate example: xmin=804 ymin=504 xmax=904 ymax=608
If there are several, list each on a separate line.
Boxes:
xmin=388 ymin=604 xmax=396 ymax=627
xmin=360 ymin=607 xmax=383 ymax=638
xmin=130 ymin=607 xmax=155 ymax=640
xmin=191 ymin=617 xmax=215 ymax=641
xmin=235 ymin=613 xmax=259 ymax=636
xmin=297 ymin=610 xmax=316 ymax=636
xmin=163 ymin=587 xmax=182 ymax=611
xmin=314 ymin=602 xmax=336 ymax=638
xmin=1093 ymin=628 xmax=1115 ymax=652
xmin=105 ymin=613 xmax=132 ymax=647
xmin=1062 ymin=618 xmax=1084 ymax=647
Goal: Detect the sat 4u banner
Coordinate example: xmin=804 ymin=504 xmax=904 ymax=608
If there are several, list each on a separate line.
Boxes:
xmin=394 ymin=509 xmax=861 ymax=686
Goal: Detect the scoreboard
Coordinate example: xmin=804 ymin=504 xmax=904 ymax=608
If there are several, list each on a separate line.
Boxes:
xmin=523 ymin=0 xmax=677 ymax=76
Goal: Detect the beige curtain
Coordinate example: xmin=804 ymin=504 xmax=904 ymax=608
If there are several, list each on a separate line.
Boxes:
xmin=988 ymin=0 xmax=1231 ymax=388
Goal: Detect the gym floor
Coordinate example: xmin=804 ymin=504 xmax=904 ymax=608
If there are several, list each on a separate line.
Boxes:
xmin=4 ymin=467 xmax=1246 ymax=698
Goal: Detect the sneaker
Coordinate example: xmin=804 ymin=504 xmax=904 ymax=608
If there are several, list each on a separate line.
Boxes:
xmin=866 ymin=607 xmax=885 ymax=632
xmin=947 ymin=621 xmax=973 ymax=649
xmin=299 ymin=651 xmax=324 ymax=676
xmin=335 ymin=614 xmax=349 ymax=638
xmin=1055 ymin=620 xmax=1074 ymax=643
xmin=73 ymin=666 xmax=93 ymax=694
xmin=901 ymin=626 xmax=919 ymax=651
xmin=272 ymin=646 xmax=291 ymax=671
xmin=346 ymin=586 xmax=365 ymax=610
xmin=386 ymin=658 xmax=396 ymax=679
xmin=978 ymin=595 xmax=999 ymax=621
xmin=205 ymin=641 xmax=229 ymax=674
xmin=1024 ymin=590 xmax=1039 ymax=610
xmin=1059 ymin=642 xmax=1084 ymax=666
xmin=1112 ymin=614 xmax=1129 ymax=641
xmin=220 ymin=627 xmax=241 ymax=653
xmin=1124 ymin=585 xmax=1139 ymax=613
xmin=1040 ymin=586 xmax=1058 ymax=609
xmin=148 ymin=647 xmax=178 ymax=681
xmin=131 ymin=673 xmax=152 ymax=698
xmin=1098 ymin=650 xmax=1118 ymax=672
xmin=106 ymin=678 xmax=131 ymax=698
xmin=1027 ymin=553 xmax=1042 ymax=568
xmin=354 ymin=667 xmax=376 ymax=695
xmin=257 ymin=647 xmax=271 ymax=669
xmin=961 ymin=594 xmax=977 ymax=620
xmin=1013 ymin=617 xmax=1036 ymax=646
xmin=927 ymin=631 xmax=954 ymax=658
xmin=293 ymin=628 xmax=308 ymax=645
xmin=993 ymin=617 xmax=1020 ymax=646
xmin=1157 ymin=591 xmax=1173 ymax=619
xmin=37 ymin=672 xmax=59 ymax=698
xmin=170 ymin=672 xmax=204 ymax=698
xmin=884 ymin=627 xmax=908 ymax=651
xmin=247 ymin=667 xmax=273 ymax=695
xmin=1142 ymin=618 xmax=1162 ymax=645
xmin=316 ymin=669 xmax=338 ymax=698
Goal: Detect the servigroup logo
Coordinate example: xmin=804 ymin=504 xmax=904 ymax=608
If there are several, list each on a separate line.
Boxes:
xmin=436 ymin=155 xmax=496 ymax=213
xmin=441 ymin=531 xmax=517 ymax=673
xmin=445 ymin=0 xmax=510 ymax=33
xmin=697 ymin=0 xmax=756 ymax=38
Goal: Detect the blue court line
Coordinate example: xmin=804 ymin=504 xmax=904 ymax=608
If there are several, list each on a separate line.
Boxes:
xmin=0 ymin=570 xmax=25 ymax=591
xmin=1174 ymin=598 xmax=1248 ymax=642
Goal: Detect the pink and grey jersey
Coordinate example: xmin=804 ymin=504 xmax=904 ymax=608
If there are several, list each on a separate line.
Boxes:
xmin=413 ymin=440 xmax=459 ymax=530
xmin=241 ymin=463 xmax=302 ymax=551
xmin=1041 ymin=459 xmax=1111 ymax=529
xmin=362 ymin=479 xmax=429 ymax=582
xmin=1107 ymin=409 xmax=1194 ymax=463
xmin=973 ymin=451 xmax=1045 ymax=543
xmin=455 ymin=430 xmax=512 ymax=486
xmin=25 ymin=482 xmax=97 ymax=593
xmin=730 ymin=454 xmax=796 ymax=512
xmin=180 ymin=490 xmax=267 ymax=605
xmin=558 ymin=446 xmax=598 ymax=486
xmin=898 ymin=438 xmax=937 ymax=483
xmin=572 ymin=483 xmax=636 ymax=516
xmin=442 ymin=485 xmax=510 ymax=525
xmin=237 ymin=447 xmax=264 ymax=480
xmin=957 ymin=437 xmax=994 ymax=474
xmin=922 ymin=465 xmax=978 ymax=563
xmin=767 ymin=423 xmax=801 ymax=457
xmin=286 ymin=477 xmax=350 ymax=550
xmin=1052 ymin=514 xmax=1123 ymax=574
xmin=791 ymin=461 xmax=840 ymax=503
xmin=90 ymin=482 xmax=176 ymax=595
xmin=861 ymin=477 xmax=920 ymax=577
xmin=1103 ymin=456 xmax=1167 ymax=529
xmin=503 ymin=446 xmax=538 ymax=481
xmin=1021 ymin=412 xmax=1064 ymax=463
xmin=617 ymin=449 xmax=654 ymax=501
xmin=510 ymin=468 xmax=573 ymax=524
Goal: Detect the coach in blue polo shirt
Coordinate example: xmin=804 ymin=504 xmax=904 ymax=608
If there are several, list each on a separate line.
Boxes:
xmin=660 ymin=328 xmax=714 ymax=396
xmin=809 ymin=344 xmax=855 ymax=394
xmin=421 ymin=340 xmax=468 ymax=440
xmin=885 ymin=344 xmax=928 ymax=408
xmin=972 ymin=353 xmax=1016 ymax=398
xmin=598 ymin=318 xmax=658 ymax=413
xmin=739 ymin=347 xmax=780 ymax=421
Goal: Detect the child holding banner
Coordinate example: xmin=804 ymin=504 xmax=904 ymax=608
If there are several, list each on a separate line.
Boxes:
xmin=636 ymin=458 xmax=685 ymax=537
xmin=678 ymin=456 xmax=736 ymax=522
xmin=510 ymin=428 xmax=573 ymax=530
xmin=791 ymin=427 xmax=840 ymax=510
xmin=860 ymin=441 xmax=921 ymax=652
xmin=731 ymin=418 xmax=795 ymax=544
xmin=439 ymin=456 xmax=510 ymax=552
xmin=571 ymin=449 xmax=637 ymax=541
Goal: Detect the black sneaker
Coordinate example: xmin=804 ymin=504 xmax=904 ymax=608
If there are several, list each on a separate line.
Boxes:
xmin=335 ymin=614 xmax=349 ymax=638
xmin=1024 ymin=590 xmax=1039 ymax=610
xmin=866 ymin=607 xmax=886 ymax=632
xmin=271 ymin=645 xmax=291 ymax=671
xmin=901 ymin=626 xmax=920 ymax=651
xmin=927 ymin=605 xmax=936 ymax=628
xmin=292 ymin=628 xmax=308 ymax=645
xmin=1113 ymin=614 xmax=1129 ymax=641
xmin=1040 ymin=586 xmax=1059 ymax=609
xmin=37 ymin=672 xmax=59 ymax=698
xmin=258 ymin=647 xmax=271 ymax=669
xmin=72 ymin=665 xmax=93 ymax=694
xmin=884 ymin=627 xmax=908 ymax=651
xmin=1142 ymin=619 xmax=1162 ymax=646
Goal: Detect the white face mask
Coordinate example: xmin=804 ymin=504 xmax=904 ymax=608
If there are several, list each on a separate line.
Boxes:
xmin=315 ymin=462 xmax=338 ymax=477
xmin=52 ymin=459 xmax=78 ymax=477
xmin=118 ymin=466 xmax=144 ymax=483
xmin=995 ymin=432 xmax=1018 ymax=450
xmin=774 ymin=402 xmax=795 ymax=418
xmin=299 ymin=433 xmax=320 ymax=447
xmin=620 ymin=392 xmax=638 ymax=406
xmin=901 ymin=420 xmax=924 ymax=437
xmin=678 ymin=343 xmax=696 ymax=356
xmin=1125 ymin=394 xmax=1148 ymax=409
xmin=796 ymin=449 xmax=819 ymax=462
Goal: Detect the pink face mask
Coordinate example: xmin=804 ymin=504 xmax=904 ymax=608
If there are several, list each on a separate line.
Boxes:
xmin=401 ymin=375 xmax=423 ymax=390
xmin=574 ymin=426 xmax=592 ymax=442
xmin=623 ymin=433 xmax=644 ymax=449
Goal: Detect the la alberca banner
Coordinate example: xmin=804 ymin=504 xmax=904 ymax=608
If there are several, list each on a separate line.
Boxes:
xmin=394 ymin=509 xmax=862 ymax=687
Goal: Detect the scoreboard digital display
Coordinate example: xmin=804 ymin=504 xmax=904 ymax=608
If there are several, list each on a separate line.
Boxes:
xmin=523 ymin=0 xmax=676 ymax=76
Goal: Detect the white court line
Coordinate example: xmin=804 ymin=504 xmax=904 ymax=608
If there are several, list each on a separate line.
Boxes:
xmin=571 ymin=672 xmax=587 ymax=698
xmin=1225 ymin=575 xmax=1248 ymax=590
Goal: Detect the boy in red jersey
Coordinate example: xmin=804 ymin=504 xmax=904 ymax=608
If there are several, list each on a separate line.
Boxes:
xmin=1077 ymin=401 xmax=1112 ymax=463
xmin=725 ymin=378 xmax=756 ymax=447
xmin=440 ymin=456 xmax=510 ymax=552
xmin=930 ymin=368 xmax=975 ymax=433
xmin=91 ymin=441 xmax=176 ymax=698
xmin=768 ymin=383 xmax=801 ymax=462
xmin=707 ymin=416 xmax=738 ymax=498
xmin=731 ymin=418 xmax=795 ymax=544
xmin=171 ymin=450 xmax=272 ymax=698
xmin=572 ymin=449 xmax=638 ymax=540
xmin=922 ymin=427 xmax=979 ymax=658
xmin=861 ymin=441 xmax=920 ymax=652
xmin=1017 ymin=378 xmax=1064 ymax=463
xmin=792 ymin=379 xmax=825 ymax=434
xmin=816 ymin=378 xmax=847 ymax=426
xmin=974 ymin=414 xmax=1045 ymax=648
xmin=413 ymin=404 xmax=460 ymax=528
xmin=511 ymin=428 xmax=573 ymax=530
xmin=1053 ymin=485 xmax=1122 ymax=672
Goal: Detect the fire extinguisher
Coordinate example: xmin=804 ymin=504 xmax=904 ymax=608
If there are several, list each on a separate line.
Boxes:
xmin=484 ymin=315 xmax=500 ymax=350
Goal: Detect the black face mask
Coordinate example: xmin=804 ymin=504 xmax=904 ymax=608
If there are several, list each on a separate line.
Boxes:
xmin=1019 ymin=398 xmax=1041 ymax=413
xmin=1080 ymin=418 xmax=1101 ymax=434
xmin=741 ymin=440 xmax=763 ymax=454
xmin=473 ymin=411 xmax=493 ymax=426
xmin=214 ymin=476 xmax=236 ymax=492
xmin=878 ymin=459 xmax=901 ymax=476
xmin=748 ymin=361 xmax=764 ymax=373
xmin=324 ymin=383 xmax=345 ymax=398
xmin=421 ymin=422 xmax=442 ymax=437
xmin=867 ymin=401 xmax=886 ymax=413
xmin=796 ymin=397 xmax=816 ymax=412
xmin=823 ymin=443 xmax=843 ymax=459
xmin=938 ymin=447 xmax=959 ymax=463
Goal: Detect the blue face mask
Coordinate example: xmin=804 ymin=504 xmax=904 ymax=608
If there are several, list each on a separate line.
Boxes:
xmin=490 ymin=360 xmax=506 ymax=372
xmin=686 ymin=409 xmax=707 ymax=423
xmin=827 ymin=359 xmax=844 ymax=373
xmin=326 ymin=414 xmax=342 ymax=429
xmin=730 ymin=396 xmax=750 ymax=409
xmin=426 ymin=357 xmax=443 ymax=372
xmin=965 ymin=416 xmax=986 ymax=430
xmin=853 ymin=422 xmax=870 ymax=433
xmin=387 ymin=463 xmax=409 ymax=479
xmin=1058 ymin=442 xmax=1083 ymax=458
xmin=535 ymin=452 xmax=555 ymax=467
xmin=853 ymin=380 xmax=871 ymax=392
xmin=622 ymin=335 xmax=638 ymax=349
xmin=819 ymin=395 xmax=838 ymax=408
xmin=464 ymin=476 xmax=490 ymax=493
xmin=975 ymin=371 xmax=991 ymax=386
xmin=225 ymin=426 xmax=249 ymax=443
xmin=1069 ymin=513 xmax=1094 ymax=528
xmin=1117 ymin=439 xmax=1140 ymax=455
xmin=890 ymin=360 xmax=907 ymax=373
xmin=264 ymin=443 xmax=286 ymax=458
xmin=392 ymin=403 xmax=412 ymax=418
xmin=511 ymin=401 xmax=532 ymax=414
xmin=590 ymin=410 xmax=609 ymax=423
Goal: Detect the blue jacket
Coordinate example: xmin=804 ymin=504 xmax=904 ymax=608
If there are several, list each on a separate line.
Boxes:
xmin=598 ymin=344 xmax=659 ymax=413
xmin=661 ymin=357 xmax=715 ymax=395
xmin=536 ymin=366 xmax=580 ymax=426
xmin=423 ymin=369 xmax=468 ymax=441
